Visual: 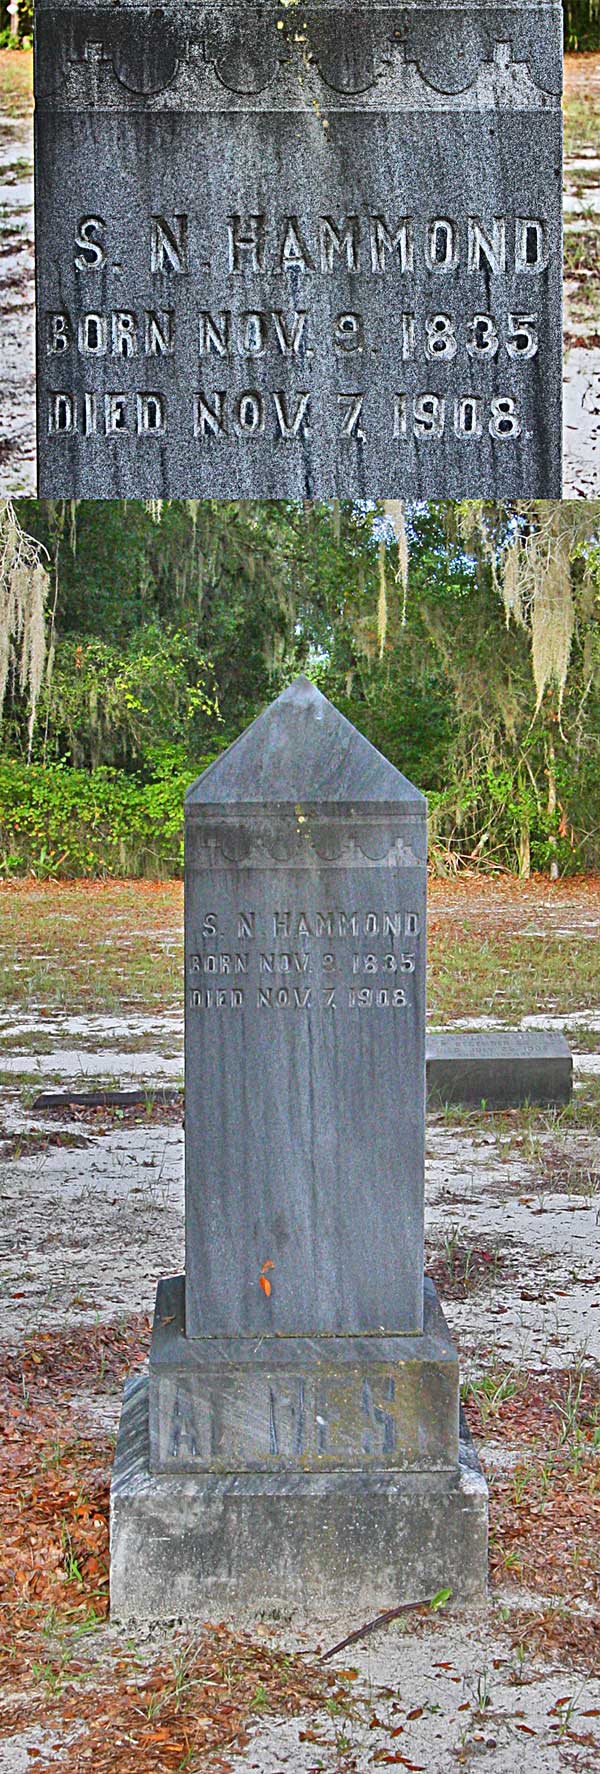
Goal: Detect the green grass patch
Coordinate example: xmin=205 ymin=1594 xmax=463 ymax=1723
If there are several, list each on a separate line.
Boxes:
xmin=563 ymin=1024 xmax=600 ymax=1051
xmin=0 ymin=47 xmax=32 ymax=117
xmin=0 ymin=881 xmax=183 ymax=1014
xmin=564 ymin=227 xmax=600 ymax=275
xmin=564 ymin=94 xmax=600 ymax=158
xmin=428 ymin=930 xmax=600 ymax=1022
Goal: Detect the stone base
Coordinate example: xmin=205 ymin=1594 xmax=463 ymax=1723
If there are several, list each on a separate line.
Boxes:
xmin=110 ymin=1372 xmax=488 ymax=1623
xmin=149 ymin=1274 xmax=459 ymax=1475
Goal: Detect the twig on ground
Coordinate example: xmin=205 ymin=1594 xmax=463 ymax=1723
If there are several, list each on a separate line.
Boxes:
xmin=321 ymin=1597 xmax=436 ymax=1662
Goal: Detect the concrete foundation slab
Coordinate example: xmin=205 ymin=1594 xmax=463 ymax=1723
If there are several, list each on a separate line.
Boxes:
xmin=110 ymin=1372 xmax=488 ymax=1624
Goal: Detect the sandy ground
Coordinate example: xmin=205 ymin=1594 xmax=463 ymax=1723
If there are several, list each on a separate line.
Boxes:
xmin=228 ymin=1629 xmax=600 ymax=1774
xmin=1 ymin=56 xmax=600 ymax=495
xmin=0 ymin=102 xmax=34 ymax=495
xmin=1 ymin=980 xmax=600 ymax=1768
xmin=2 ymin=1020 xmax=599 ymax=1359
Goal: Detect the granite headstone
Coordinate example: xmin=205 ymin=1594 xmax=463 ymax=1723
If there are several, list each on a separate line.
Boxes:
xmin=35 ymin=0 xmax=562 ymax=498
xmin=111 ymin=678 xmax=488 ymax=1621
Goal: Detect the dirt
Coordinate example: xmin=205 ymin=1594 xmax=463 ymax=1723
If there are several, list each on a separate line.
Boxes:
xmin=0 ymin=79 xmax=34 ymax=495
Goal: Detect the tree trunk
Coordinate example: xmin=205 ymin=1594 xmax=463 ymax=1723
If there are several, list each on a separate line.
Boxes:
xmin=547 ymin=733 xmax=559 ymax=881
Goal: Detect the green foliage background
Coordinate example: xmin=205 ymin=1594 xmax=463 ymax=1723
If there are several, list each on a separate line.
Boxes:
xmin=563 ymin=0 xmax=600 ymax=49
xmin=2 ymin=499 xmax=600 ymax=879
xmin=0 ymin=2 xmax=33 ymax=45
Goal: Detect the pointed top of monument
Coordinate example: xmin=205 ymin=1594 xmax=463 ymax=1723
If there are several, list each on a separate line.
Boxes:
xmin=186 ymin=676 xmax=425 ymax=809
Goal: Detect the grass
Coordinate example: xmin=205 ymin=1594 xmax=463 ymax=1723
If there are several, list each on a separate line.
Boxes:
xmin=0 ymin=1027 xmax=183 ymax=1055
xmin=0 ymin=882 xmax=183 ymax=1014
xmin=563 ymin=1024 xmax=600 ymax=1051
xmin=428 ymin=929 xmax=600 ymax=1023
xmin=1 ymin=154 xmax=32 ymax=182
xmin=436 ymin=1076 xmax=600 ymax=1141
xmin=564 ymin=93 xmax=600 ymax=159
xmin=0 ymin=48 xmax=32 ymax=119
xmin=564 ymin=227 xmax=600 ymax=276
xmin=2 ymin=879 xmax=600 ymax=1024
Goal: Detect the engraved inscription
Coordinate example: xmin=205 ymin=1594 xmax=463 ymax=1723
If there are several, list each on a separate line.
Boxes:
xmin=187 ymin=905 xmax=421 ymax=1012
xmin=198 ymin=309 xmax=309 ymax=358
xmin=164 ymin=1370 xmax=406 ymax=1466
xmin=43 ymin=205 xmax=556 ymax=462
xmin=47 ymin=391 xmax=166 ymax=436
xmin=46 ymin=309 xmax=175 ymax=357
xmin=216 ymin=212 xmax=548 ymax=278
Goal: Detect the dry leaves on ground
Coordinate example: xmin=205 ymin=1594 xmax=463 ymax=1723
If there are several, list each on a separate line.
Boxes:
xmin=465 ymin=1365 xmax=600 ymax=1667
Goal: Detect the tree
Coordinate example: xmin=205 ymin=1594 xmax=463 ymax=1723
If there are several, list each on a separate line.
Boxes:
xmin=4 ymin=499 xmax=600 ymax=876
xmin=450 ymin=503 xmax=600 ymax=873
xmin=0 ymin=502 xmax=50 ymax=755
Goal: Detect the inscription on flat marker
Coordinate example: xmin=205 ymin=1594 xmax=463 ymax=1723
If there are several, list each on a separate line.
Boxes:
xmin=35 ymin=0 xmax=563 ymax=497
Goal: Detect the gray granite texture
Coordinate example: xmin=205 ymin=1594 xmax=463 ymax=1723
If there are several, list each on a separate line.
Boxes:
xmin=35 ymin=0 xmax=562 ymax=498
xmin=148 ymin=1275 xmax=460 ymax=1474
xmin=109 ymin=681 xmax=489 ymax=1622
xmin=183 ymin=677 xmax=427 ymax=1339
xmin=427 ymin=1029 xmax=572 ymax=1107
xmin=111 ymin=1371 xmax=488 ymax=1622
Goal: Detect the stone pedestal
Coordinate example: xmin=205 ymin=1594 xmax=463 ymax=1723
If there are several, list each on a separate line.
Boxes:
xmin=148 ymin=1275 xmax=459 ymax=1476
xmin=110 ymin=1279 xmax=488 ymax=1622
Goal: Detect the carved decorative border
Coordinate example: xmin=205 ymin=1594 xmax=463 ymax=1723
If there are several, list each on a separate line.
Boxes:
xmin=35 ymin=7 xmax=563 ymax=111
xmin=185 ymin=819 xmax=426 ymax=868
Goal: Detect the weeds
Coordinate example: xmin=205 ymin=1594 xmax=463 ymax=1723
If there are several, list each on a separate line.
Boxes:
xmin=61 ymin=1522 xmax=84 ymax=1586
xmin=474 ymin=1668 xmax=492 ymax=1715
xmin=463 ymin=1369 xmax=520 ymax=1427
xmin=555 ymin=1372 xmax=587 ymax=1444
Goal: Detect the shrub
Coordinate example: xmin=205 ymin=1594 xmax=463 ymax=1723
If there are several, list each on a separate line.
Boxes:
xmin=0 ymin=758 xmax=220 ymax=878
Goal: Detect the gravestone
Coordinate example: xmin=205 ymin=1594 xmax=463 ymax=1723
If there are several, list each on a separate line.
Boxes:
xmin=427 ymin=1029 xmax=573 ymax=1108
xmin=111 ymin=678 xmax=488 ymax=1621
xmin=35 ymin=0 xmax=562 ymax=499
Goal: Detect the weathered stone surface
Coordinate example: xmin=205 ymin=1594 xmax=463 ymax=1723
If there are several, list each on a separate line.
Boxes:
xmin=111 ymin=1371 xmax=488 ymax=1622
xmin=148 ymin=1274 xmax=459 ymax=1473
xmin=427 ymin=1029 xmax=572 ymax=1107
xmin=110 ymin=679 xmax=489 ymax=1621
xmin=35 ymin=0 xmax=562 ymax=498
xmin=30 ymin=1025 xmax=574 ymax=1114
xmin=184 ymin=676 xmax=427 ymax=1338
